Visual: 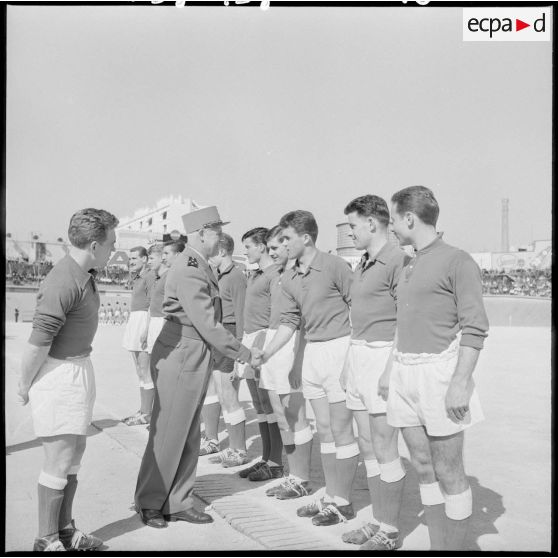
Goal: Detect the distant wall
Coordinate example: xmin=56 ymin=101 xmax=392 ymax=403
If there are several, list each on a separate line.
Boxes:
xmin=5 ymin=287 xmax=131 ymax=322
xmin=5 ymin=288 xmax=551 ymax=327
xmin=483 ymin=296 xmax=551 ymax=327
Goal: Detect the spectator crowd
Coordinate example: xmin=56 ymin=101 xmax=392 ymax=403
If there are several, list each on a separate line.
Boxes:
xmin=6 ymin=259 xmax=131 ymax=289
xmin=6 ymin=258 xmax=552 ymax=298
xmin=481 ymin=268 xmax=551 ymax=297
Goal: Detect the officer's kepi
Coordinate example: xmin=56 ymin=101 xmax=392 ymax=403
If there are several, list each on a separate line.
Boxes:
xmin=181 ymin=206 xmax=230 ymax=234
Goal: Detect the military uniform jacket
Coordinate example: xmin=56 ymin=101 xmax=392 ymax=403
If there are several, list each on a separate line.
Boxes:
xmin=162 ymin=245 xmax=251 ymax=362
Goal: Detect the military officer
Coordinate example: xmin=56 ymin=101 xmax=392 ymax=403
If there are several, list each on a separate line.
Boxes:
xmin=134 ymin=206 xmax=252 ymax=528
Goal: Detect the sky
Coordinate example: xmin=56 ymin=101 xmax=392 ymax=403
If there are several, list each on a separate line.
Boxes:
xmin=5 ymin=3 xmax=552 ymax=254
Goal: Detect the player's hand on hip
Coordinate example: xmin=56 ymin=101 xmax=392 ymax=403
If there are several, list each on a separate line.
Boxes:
xmin=445 ymin=379 xmax=473 ymax=423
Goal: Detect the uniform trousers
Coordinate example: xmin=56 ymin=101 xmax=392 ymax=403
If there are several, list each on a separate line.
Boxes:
xmin=134 ymin=322 xmax=213 ymax=514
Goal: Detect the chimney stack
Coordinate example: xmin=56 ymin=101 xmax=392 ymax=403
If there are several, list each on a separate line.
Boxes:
xmin=501 ymin=198 xmax=509 ymax=252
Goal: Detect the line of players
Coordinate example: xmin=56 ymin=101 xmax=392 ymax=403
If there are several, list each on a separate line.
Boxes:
xmin=120 ymin=187 xmax=488 ymax=551
xmin=98 ymin=301 xmax=129 ymax=325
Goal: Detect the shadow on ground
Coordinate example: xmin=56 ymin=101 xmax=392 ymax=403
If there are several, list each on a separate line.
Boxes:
xmin=466 ymin=476 xmax=505 ymax=550
xmin=6 ymin=423 xmax=109 ymax=455
xmin=89 ymin=513 xmax=144 ymax=544
xmin=91 ymin=418 xmax=126 ymax=431
xmin=201 ymin=404 xmax=505 ymax=551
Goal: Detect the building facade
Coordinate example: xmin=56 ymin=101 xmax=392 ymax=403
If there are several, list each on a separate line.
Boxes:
xmin=117 ymin=195 xmax=203 ymax=239
xmin=471 ymin=240 xmax=552 ymax=271
xmin=115 ymin=195 xmax=206 ymax=250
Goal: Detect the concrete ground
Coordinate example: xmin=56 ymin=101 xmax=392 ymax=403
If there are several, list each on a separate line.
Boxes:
xmin=5 ymin=321 xmax=551 ymax=552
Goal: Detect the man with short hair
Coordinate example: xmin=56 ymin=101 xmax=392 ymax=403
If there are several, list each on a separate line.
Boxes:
xmin=200 ymin=233 xmax=247 ymax=457
xmin=259 ymin=225 xmax=314 ymax=500
xmin=140 ymin=241 xmax=185 ymax=429
xmin=134 ymin=206 xmax=253 ymax=528
xmin=18 ymin=208 xmax=118 ymax=551
xmin=140 ymin=244 xmax=165 ymax=356
xmin=388 ymin=185 xmax=488 ymax=550
xmin=122 ymin=246 xmax=156 ymax=426
xmin=340 ymin=194 xmax=414 ymax=550
xmin=253 ymin=210 xmax=358 ymax=526
xmin=231 ymin=227 xmax=284 ymax=477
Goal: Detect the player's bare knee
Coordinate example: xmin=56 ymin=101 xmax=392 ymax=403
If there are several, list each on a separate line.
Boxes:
xmin=44 ymin=451 xmax=74 ymax=478
xmin=357 ymin=436 xmax=375 ymax=461
xmin=371 ymin=430 xmax=399 ymax=462
xmin=315 ymin=420 xmax=334 ymax=443
xmin=434 ymin=463 xmax=468 ymax=494
xmin=410 ymin=451 xmax=436 ymax=483
xmin=73 ymin=437 xmax=87 ymax=462
xmin=330 ymin=421 xmax=355 ymax=447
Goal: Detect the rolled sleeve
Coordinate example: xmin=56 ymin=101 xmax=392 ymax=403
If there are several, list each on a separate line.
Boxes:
xmin=176 ymin=267 xmax=249 ymax=361
xmin=29 ymin=278 xmax=76 ymax=347
xmin=279 ymin=283 xmax=301 ymax=331
xmin=454 ymin=254 xmax=489 ymax=350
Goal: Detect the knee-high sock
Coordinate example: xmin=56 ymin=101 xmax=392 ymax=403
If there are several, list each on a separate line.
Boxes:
xmin=444 ymin=487 xmax=472 ymax=550
xmin=320 ymin=442 xmax=337 ymax=501
xmin=287 ymin=427 xmax=313 ymax=481
xmin=364 ymin=459 xmax=381 ymax=526
xmin=138 ymin=386 xmax=144 ymax=412
xmin=378 ymin=458 xmax=406 ymax=532
xmin=140 ymin=385 xmax=155 ymax=416
xmin=420 ymin=481 xmax=446 ymax=550
xmin=266 ymin=415 xmax=283 ymax=466
xmin=225 ymin=408 xmax=246 ymax=451
xmin=58 ymin=469 xmax=80 ymax=530
xmin=201 ymin=402 xmax=221 ymax=441
xmin=38 ymin=472 xmax=67 ymax=538
xmin=257 ymin=416 xmax=271 ymax=461
xmin=334 ymin=442 xmax=360 ymax=504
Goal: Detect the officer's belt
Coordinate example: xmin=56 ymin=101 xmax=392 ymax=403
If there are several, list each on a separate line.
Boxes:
xmin=161 ymin=318 xmax=203 ymax=342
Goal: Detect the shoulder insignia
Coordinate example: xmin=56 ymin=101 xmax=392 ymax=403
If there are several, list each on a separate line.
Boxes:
xmin=188 ymin=256 xmax=199 ymax=268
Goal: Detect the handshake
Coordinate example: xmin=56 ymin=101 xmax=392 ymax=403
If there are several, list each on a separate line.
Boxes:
xmin=250 ymin=347 xmax=266 ymax=369
xmin=235 ymin=347 xmax=266 ymax=369
xmin=237 ymin=347 xmax=269 ymax=370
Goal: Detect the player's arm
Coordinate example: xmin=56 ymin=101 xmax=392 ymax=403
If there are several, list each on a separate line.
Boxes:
xmin=446 ymin=253 xmax=489 ymax=422
xmin=140 ymin=310 xmax=151 ymax=350
xmin=255 ymin=283 xmax=299 ymax=366
xmin=176 ymin=266 xmax=251 ymax=363
xmin=258 ymin=325 xmax=295 ymax=366
xmin=231 ymin=272 xmax=247 ymax=341
xmin=19 ymin=276 xmax=74 ymax=403
xmin=18 ymin=344 xmax=51 ymax=405
xmin=377 ymin=330 xmax=397 ymax=400
xmin=445 ymin=346 xmax=480 ymax=422
xmin=336 ymin=257 xmax=353 ymax=305
xmin=378 ymin=254 xmax=409 ymax=400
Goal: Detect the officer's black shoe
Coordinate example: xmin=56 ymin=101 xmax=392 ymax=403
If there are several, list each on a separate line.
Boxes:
xmin=138 ymin=508 xmax=167 ymax=529
xmin=238 ymin=459 xmax=266 ymax=478
xmin=165 ymin=508 xmax=214 ymax=524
